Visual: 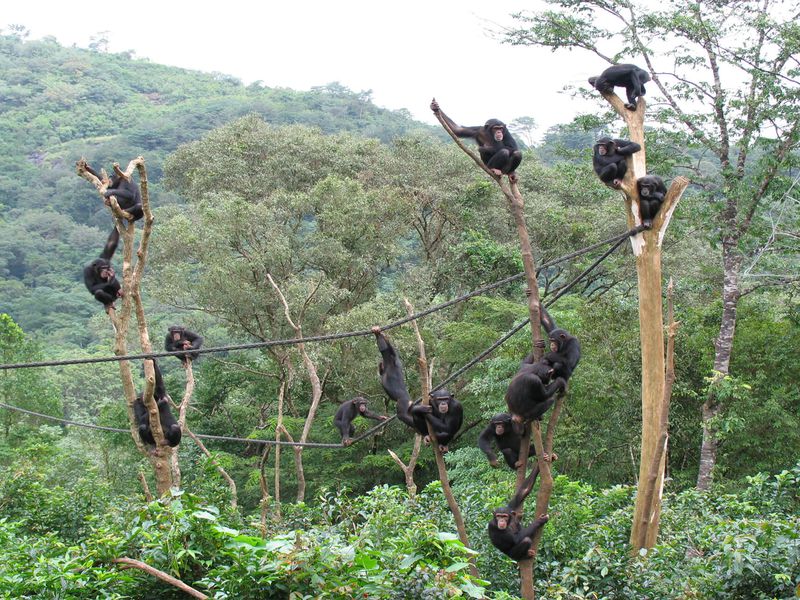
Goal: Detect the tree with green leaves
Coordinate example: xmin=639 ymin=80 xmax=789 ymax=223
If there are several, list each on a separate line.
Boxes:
xmin=503 ymin=0 xmax=800 ymax=492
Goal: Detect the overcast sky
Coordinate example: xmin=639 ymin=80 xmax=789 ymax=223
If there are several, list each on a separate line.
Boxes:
xmin=4 ymin=1 xmax=601 ymax=140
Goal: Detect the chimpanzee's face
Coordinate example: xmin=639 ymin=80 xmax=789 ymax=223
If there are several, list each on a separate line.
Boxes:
xmin=495 ymin=423 xmax=505 ymax=436
xmin=437 ymin=400 xmax=449 ymax=414
xmin=495 ymin=512 xmax=509 ymax=529
xmin=493 ymin=127 xmax=504 ymax=142
xmin=358 ymin=402 xmax=367 ymax=413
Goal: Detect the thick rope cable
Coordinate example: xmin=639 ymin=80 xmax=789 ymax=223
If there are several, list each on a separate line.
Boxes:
xmin=0 ymin=226 xmax=640 ymax=448
xmin=0 ymin=226 xmax=642 ymax=371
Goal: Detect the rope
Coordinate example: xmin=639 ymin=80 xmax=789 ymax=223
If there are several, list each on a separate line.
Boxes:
xmin=0 ymin=224 xmax=641 ymax=448
xmin=0 ymin=226 xmax=643 ymax=371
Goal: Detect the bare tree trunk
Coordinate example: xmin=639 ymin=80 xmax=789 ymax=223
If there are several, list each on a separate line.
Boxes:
xmin=259 ymin=444 xmax=273 ymax=536
xmin=77 ymin=157 xmax=176 ymax=497
xmin=387 ymin=437 xmax=422 ymax=498
xmin=637 ymin=279 xmax=679 ymax=549
xmin=697 ymin=236 xmax=741 ymax=489
xmin=266 ymin=274 xmax=323 ymax=503
xmin=274 ymin=379 xmax=286 ymax=521
xmin=404 ymin=299 xmax=478 ymax=579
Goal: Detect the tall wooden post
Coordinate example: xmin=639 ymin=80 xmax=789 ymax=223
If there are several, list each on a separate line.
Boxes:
xmin=592 ymin=93 xmax=688 ymax=550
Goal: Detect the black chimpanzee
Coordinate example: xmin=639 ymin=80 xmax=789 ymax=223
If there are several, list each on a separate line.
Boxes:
xmin=593 ymin=137 xmax=642 ymax=188
xmin=637 ymin=175 xmax=667 ymax=227
xmin=83 ymin=228 xmax=122 ymax=312
xmin=134 ymin=359 xmax=182 ymax=447
xmin=104 ymin=173 xmax=143 ymax=223
xmin=165 ymin=326 xmax=204 ymax=365
xmin=333 ymin=396 xmax=388 ymax=446
xmin=588 ymin=64 xmax=651 ymax=110
xmin=410 ymin=388 xmax=463 ymax=453
xmin=538 ymin=308 xmax=581 ymax=384
xmin=488 ymin=465 xmax=550 ymax=561
xmin=372 ymin=326 xmax=415 ymax=428
xmin=478 ymin=412 xmax=525 ymax=469
xmin=430 ymin=99 xmax=522 ymax=181
xmin=505 ymin=349 xmax=566 ymax=427
xmin=83 ymin=162 xmax=143 ymax=224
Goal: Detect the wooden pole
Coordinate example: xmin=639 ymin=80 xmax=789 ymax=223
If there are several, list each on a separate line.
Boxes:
xmin=590 ymin=92 xmax=688 ymax=550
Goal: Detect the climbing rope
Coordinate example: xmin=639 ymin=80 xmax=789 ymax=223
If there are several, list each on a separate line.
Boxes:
xmin=0 ymin=226 xmax=643 ymax=371
xmin=0 ymin=224 xmax=643 ymax=447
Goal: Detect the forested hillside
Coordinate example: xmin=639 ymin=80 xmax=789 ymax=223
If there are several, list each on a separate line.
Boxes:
xmin=0 ymin=31 xmax=433 ymax=343
xmin=0 ymin=6 xmax=798 ymax=598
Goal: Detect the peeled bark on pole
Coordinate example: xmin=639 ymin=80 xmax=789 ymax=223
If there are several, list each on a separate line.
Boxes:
xmin=77 ymin=157 xmax=176 ymax=496
xmin=591 ymin=93 xmax=688 ymax=551
xmin=404 ymin=299 xmax=478 ymax=579
xmin=637 ymin=278 xmax=679 ymax=550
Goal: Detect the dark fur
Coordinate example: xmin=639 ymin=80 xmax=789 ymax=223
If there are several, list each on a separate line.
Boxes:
xmin=105 ymin=174 xmax=143 ymax=222
xmin=637 ymin=175 xmax=667 ymax=226
xmin=431 ymin=100 xmax=522 ymax=175
xmin=418 ymin=389 xmax=463 ymax=449
xmin=589 ymin=64 xmax=651 ymax=110
xmin=478 ymin=412 xmax=525 ymax=469
xmin=165 ymin=326 xmax=204 ymax=364
xmin=333 ymin=396 xmax=385 ymax=444
xmin=374 ymin=329 xmax=415 ymax=428
xmin=83 ymin=229 xmax=121 ymax=309
xmin=488 ymin=466 xmax=550 ymax=560
xmin=592 ymin=137 xmax=641 ymax=187
xmin=134 ymin=359 xmax=182 ymax=447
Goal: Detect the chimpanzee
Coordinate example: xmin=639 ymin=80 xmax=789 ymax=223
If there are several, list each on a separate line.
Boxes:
xmin=411 ymin=389 xmax=463 ymax=453
xmin=430 ymin=99 xmax=522 ymax=181
xmin=165 ymin=326 xmax=204 ymax=365
xmin=333 ymin=396 xmax=388 ymax=445
xmin=539 ymin=308 xmax=581 ymax=383
xmin=83 ymin=228 xmax=122 ymax=312
xmin=83 ymin=162 xmax=143 ymax=224
xmin=505 ymin=343 xmax=566 ymax=427
xmin=593 ymin=137 xmax=641 ymax=188
xmin=637 ymin=175 xmax=667 ymax=227
xmin=487 ymin=465 xmax=550 ymax=561
xmin=478 ymin=412 xmax=524 ymax=469
xmin=134 ymin=359 xmax=182 ymax=447
xmin=588 ymin=64 xmax=651 ymax=110
xmin=372 ymin=326 xmax=415 ymax=428
xmin=104 ymin=173 xmax=143 ymax=222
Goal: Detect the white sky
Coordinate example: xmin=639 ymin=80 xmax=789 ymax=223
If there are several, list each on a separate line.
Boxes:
xmin=3 ymin=1 xmax=600 ymax=140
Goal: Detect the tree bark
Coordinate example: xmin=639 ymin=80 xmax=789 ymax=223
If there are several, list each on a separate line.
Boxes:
xmin=112 ymin=558 xmax=207 ymax=599
xmin=266 ymin=273 xmax=323 ymax=503
xmin=404 ymin=299 xmax=477 ymax=579
xmin=697 ymin=235 xmax=741 ymax=489
xmin=77 ymin=157 xmax=176 ymax=497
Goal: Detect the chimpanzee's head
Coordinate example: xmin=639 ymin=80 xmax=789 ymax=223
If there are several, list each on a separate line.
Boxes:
xmin=168 ymin=325 xmax=185 ymax=341
xmin=594 ymin=137 xmax=615 ymax=157
xmin=354 ymin=397 xmax=368 ymax=413
xmin=430 ymin=389 xmax=454 ymax=414
xmin=485 ymin=118 xmax=507 ymax=142
xmin=492 ymin=413 xmax=512 ymax=436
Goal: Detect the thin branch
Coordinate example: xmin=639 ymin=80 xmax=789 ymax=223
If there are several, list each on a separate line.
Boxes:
xmin=111 ymin=558 xmax=208 ymax=599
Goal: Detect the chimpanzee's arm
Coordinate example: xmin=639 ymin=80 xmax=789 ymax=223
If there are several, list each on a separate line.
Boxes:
xmin=153 ymin=360 xmax=166 ymax=399
xmin=184 ymin=330 xmax=204 ymax=350
xmin=614 ymin=140 xmax=642 ymax=155
xmin=104 ymin=181 xmax=136 ymax=201
xmin=361 ymin=408 xmax=385 ymax=421
xmin=478 ymin=423 xmax=499 ymax=464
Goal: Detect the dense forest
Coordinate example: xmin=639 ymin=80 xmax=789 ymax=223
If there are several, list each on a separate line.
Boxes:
xmin=1 ymin=1 xmax=799 ymax=597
